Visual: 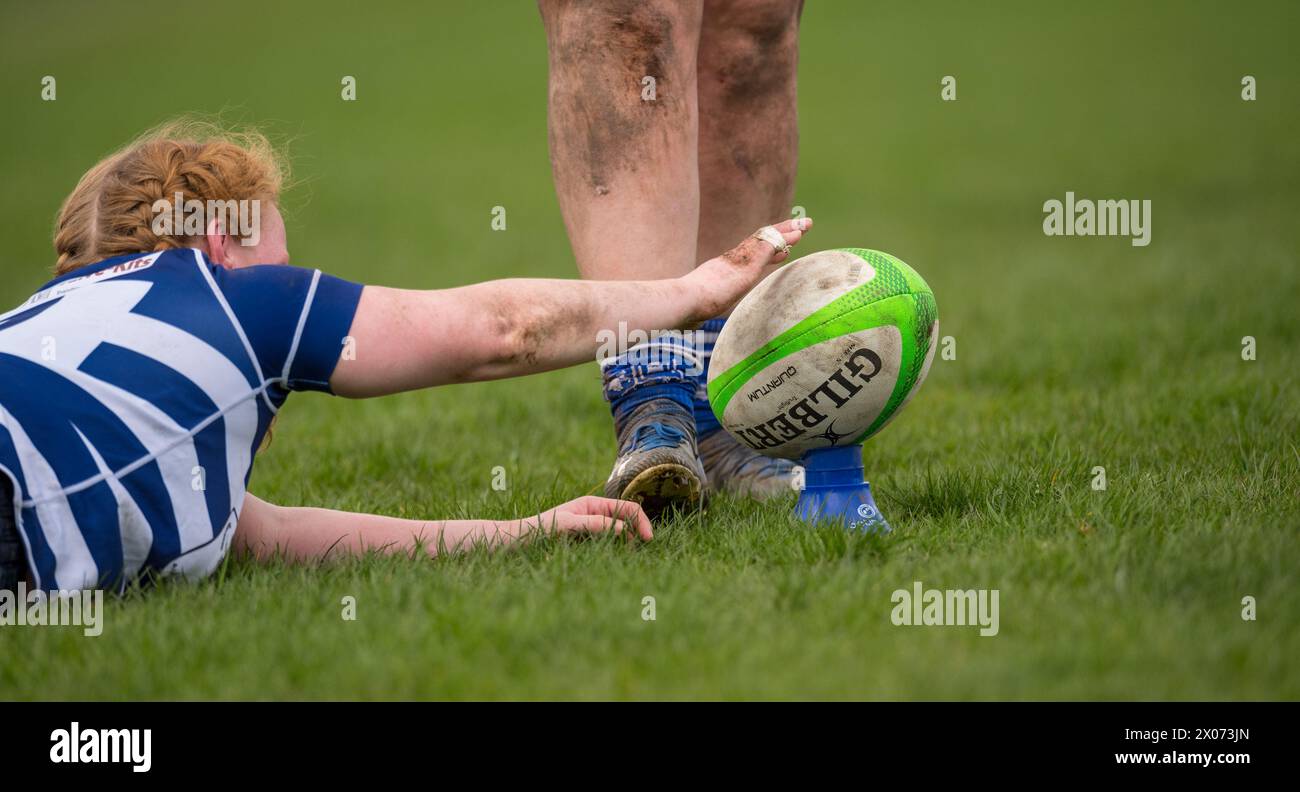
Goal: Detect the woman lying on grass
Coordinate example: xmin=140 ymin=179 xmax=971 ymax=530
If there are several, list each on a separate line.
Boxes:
xmin=0 ymin=121 xmax=811 ymax=592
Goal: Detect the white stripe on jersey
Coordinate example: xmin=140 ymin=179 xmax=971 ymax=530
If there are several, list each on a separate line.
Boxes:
xmin=283 ymin=268 xmax=322 ymax=382
xmin=0 ymin=278 xmax=153 ymax=372
xmin=0 ymin=408 xmax=97 ymax=590
xmin=74 ymin=425 xmax=152 ymax=586
xmin=57 ymin=364 xmax=216 ymax=557
xmin=191 ymin=249 xmax=280 ymax=414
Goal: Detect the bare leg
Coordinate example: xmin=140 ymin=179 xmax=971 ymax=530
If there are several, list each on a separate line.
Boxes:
xmin=693 ymin=0 xmax=804 ymax=498
xmin=539 ymin=0 xmax=704 ymax=281
xmin=696 ymin=0 xmax=802 ymax=262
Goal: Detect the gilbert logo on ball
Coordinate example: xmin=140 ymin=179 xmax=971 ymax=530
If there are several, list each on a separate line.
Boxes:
xmin=707 ymin=248 xmax=937 ymax=460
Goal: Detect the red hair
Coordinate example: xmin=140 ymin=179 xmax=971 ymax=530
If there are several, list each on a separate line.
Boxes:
xmin=53 ymin=118 xmax=288 ymax=275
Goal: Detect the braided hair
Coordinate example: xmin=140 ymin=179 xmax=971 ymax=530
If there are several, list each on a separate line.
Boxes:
xmin=53 ymin=118 xmax=288 ymax=275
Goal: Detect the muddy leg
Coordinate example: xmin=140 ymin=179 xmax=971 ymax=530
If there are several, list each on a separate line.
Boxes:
xmin=696 ymin=0 xmax=802 ymax=262
xmin=539 ymin=0 xmax=704 ymax=280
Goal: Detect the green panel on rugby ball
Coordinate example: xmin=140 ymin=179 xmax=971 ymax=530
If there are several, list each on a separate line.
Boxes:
xmin=707 ymin=248 xmax=938 ymax=459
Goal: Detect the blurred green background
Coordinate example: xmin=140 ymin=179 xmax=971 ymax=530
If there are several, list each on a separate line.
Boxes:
xmin=1 ymin=1 xmax=1297 ymax=699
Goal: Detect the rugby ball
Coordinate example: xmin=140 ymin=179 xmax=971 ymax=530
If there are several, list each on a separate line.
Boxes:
xmin=707 ymin=248 xmax=937 ymax=460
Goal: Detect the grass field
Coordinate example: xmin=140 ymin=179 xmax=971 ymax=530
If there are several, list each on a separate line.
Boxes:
xmin=1 ymin=0 xmax=1298 ymax=699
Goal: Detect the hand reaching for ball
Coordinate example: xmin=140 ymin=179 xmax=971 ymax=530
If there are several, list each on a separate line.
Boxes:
xmin=685 ymin=217 xmax=813 ymax=322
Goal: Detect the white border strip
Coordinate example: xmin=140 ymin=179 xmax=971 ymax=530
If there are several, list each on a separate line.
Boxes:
xmin=281 ymin=269 xmax=321 ymax=384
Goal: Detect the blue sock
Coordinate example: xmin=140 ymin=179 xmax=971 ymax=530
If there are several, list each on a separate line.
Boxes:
xmin=691 ymin=317 xmax=727 ymax=436
xmin=601 ymin=335 xmax=698 ymax=424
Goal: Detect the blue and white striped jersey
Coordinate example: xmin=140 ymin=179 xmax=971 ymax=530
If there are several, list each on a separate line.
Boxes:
xmin=0 ymin=248 xmax=363 ymax=592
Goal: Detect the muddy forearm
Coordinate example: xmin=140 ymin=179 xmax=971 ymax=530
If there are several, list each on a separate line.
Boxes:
xmin=472 ymin=275 xmax=707 ymax=379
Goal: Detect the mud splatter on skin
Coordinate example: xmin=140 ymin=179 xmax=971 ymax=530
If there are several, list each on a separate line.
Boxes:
xmin=729 ymin=148 xmax=757 ymax=181
xmin=489 ymin=288 xmax=595 ymax=369
xmin=721 ymin=243 xmax=757 ymax=269
xmin=706 ymin=10 xmax=798 ymax=108
xmin=698 ymin=1 xmax=802 ymax=202
xmin=542 ymin=0 xmax=690 ymax=194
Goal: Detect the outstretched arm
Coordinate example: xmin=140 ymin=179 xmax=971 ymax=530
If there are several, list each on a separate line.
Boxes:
xmin=234 ymin=493 xmax=653 ymax=562
xmin=330 ymin=218 xmax=811 ymax=397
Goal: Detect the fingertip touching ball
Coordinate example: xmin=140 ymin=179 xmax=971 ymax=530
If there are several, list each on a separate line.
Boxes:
xmin=706 ymin=248 xmax=938 ymax=460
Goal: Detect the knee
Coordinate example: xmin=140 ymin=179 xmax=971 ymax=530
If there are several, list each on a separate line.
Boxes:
xmin=541 ymin=0 xmax=696 ymax=82
xmin=700 ymin=0 xmax=801 ymax=104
